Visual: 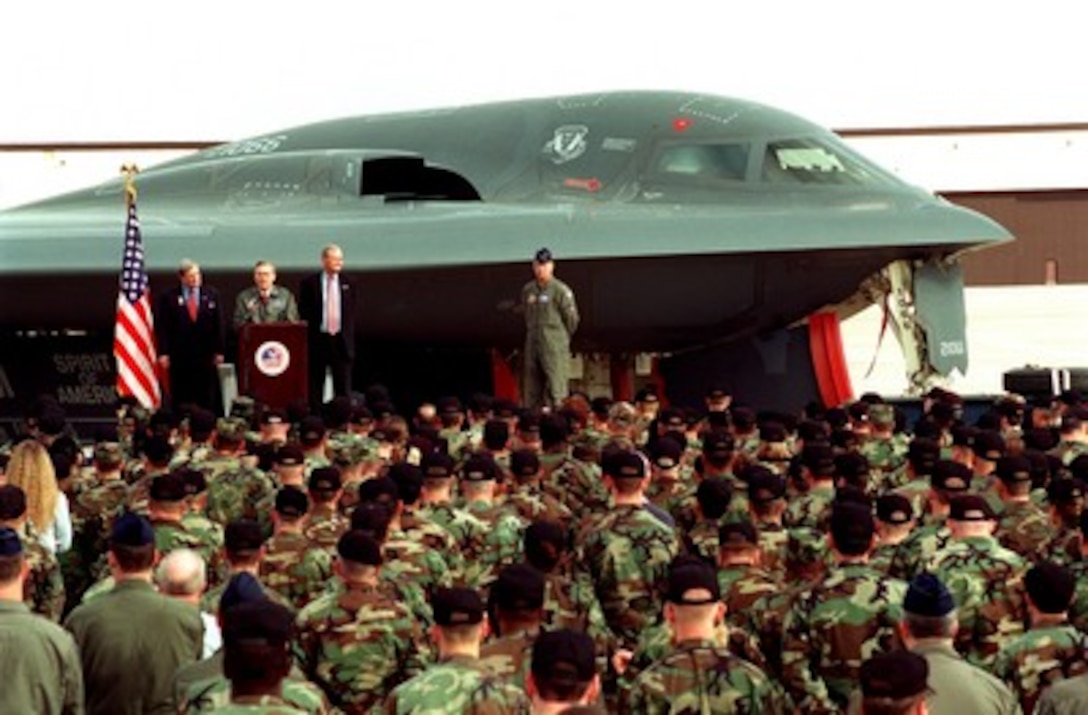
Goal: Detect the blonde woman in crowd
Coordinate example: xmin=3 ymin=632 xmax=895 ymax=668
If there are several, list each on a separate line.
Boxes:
xmin=5 ymin=440 xmax=72 ymax=554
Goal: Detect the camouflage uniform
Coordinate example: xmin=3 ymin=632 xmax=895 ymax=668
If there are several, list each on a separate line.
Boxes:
xmin=928 ymin=535 xmax=1028 ymax=668
xmin=16 ymin=523 xmax=66 ymax=621
xmin=860 ymin=433 xmax=910 ymax=492
xmin=294 ymin=580 xmax=427 ymax=713
xmin=717 ymin=563 xmax=780 ymax=630
xmin=181 ymin=670 xmax=331 ymax=714
xmin=382 ymin=654 xmax=531 ymax=714
xmin=501 ymin=483 xmax=573 ymax=533
xmin=868 ymin=538 xmax=915 ymax=579
xmin=1045 ymin=527 xmax=1082 ymax=568
xmin=993 ymin=623 xmax=1088 ymax=714
xmin=203 ymin=458 xmax=277 ymax=527
xmin=542 ymin=455 xmax=608 ymax=521
xmin=780 ymin=563 xmax=906 ymax=713
xmin=398 ymin=508 xmax=465 ymax=583
xmin=892 ymin=519 xmax=952 ymax=582
xmin=460 ymin=500 xmax=525 ymax=591
xmin=783 ymin=483 xmax=836 ymax=532
xmin=995 ymin=500 xmax=1055 ymax=561
xmin=624 ymin=639 xmax=789 ymax=714
xmin=414 ymin=502 xmax=489 ymax=585
xmin=260 ymin=530 xmax=333 ymax=610
xmin=576 ymin=504 xmax=679 ymax=648
xmin=125 ymin=467 xmax=170 ymax=514
xmin=382 ymin=527 xmax=455 ymax=598
xmin=151 ymin=516 xmax=226 ymax=585
xmin=477 ymin=629 xmax=536 ymax=690
xmin=1067 ymin=559 xmax=1088 ymax=632
xmin=622 ymin=621 xmax=767 ymax=688
xmin=753 ymin=520 xmax=789 ymax=582
xmin=303 ymin=505 xmax=350 ymax=553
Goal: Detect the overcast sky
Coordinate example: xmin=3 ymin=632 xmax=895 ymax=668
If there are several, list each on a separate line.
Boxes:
xmin=3 ymin=1 xmax=1084 ymax=143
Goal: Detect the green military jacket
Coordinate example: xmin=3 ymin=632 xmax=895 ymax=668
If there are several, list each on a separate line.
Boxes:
xmin=0 ymin=600 xmax=84 ymax=715
xmin=233 ymin=285 xmax=300 ymax=328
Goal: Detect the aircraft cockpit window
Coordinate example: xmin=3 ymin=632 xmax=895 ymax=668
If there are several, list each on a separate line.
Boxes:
xmin=651 ymin=143 xmax=751 ymax=182
xmin=762 ymin=139 xmax=887 ymax=185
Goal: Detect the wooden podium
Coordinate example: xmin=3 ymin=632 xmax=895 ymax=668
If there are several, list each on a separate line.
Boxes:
xmin=238 ymin=321 xmax=308 ymax=408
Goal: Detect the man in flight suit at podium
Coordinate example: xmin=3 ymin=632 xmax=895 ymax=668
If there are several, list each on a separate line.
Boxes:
xmin=233 ymin=260 xmax=300 ymax=328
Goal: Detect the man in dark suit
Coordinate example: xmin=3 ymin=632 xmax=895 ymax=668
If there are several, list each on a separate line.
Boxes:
xmin=155 ymin=259 xmax=225 ymax=414
xmin=298 ymin=244 xmax=356 ymax=408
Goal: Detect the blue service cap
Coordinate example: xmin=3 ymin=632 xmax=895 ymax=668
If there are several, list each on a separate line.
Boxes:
xmin=111 ymin=513 xmax=154 ymax=547
xmin=904 ymin=572 xmax=955 ymax=617
xmin=0 ymin=527 xmax=22 ymax=557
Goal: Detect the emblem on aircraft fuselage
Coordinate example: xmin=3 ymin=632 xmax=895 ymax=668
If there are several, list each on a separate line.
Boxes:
xmin=544 ymin=125 xmax=589 ymax=164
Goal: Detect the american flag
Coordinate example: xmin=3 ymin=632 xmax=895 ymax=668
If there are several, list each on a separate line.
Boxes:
xmin=114 ymin=197 xmax=161 ymax=408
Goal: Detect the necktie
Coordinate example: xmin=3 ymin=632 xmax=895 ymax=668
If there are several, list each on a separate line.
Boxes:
xmin=187 ymin=289 xmax=198 ymax=322
xmin=326 ymin=274 xmax=340 ymax=335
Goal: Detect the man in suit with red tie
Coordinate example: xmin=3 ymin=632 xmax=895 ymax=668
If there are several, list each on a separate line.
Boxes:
xmin=299 ymin=244 xmax=356 ymax=409
xmin=155 ymin=259 xmax=225 ymax=414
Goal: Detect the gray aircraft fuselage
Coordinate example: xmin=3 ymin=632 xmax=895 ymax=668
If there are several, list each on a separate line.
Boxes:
xmin=0 ymin=91 xmax=1010 ymax=357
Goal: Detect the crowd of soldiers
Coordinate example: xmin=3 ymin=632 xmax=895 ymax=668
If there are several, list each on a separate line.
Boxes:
xmin=4 ymin=382 xmax=1088 ymax=714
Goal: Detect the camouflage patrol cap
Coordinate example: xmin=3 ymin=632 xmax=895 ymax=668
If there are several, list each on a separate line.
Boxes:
xmin=433 ymin=587 xmax=485 ymax=626
xmin=510 ymin=449 xmax=541 ymax=480
xmin=531 ymin=629 xmax=596 ymax=684
xmin=327 ymin=437 xmax=372 ymax=467
xmin=216 ymin=417 xmax=249 ymax=443
xmin=949 ymin=494 xmax=995 ymax=521
xmin=337 ymin=530 xmax=383 ymax=566
xmin=149 ymin=472 xmax=187 ymax=503
xmin=869 ymin=403 xmax=896 ymax=427
xmin=860 ymin=650 xmax=929 ymax=701
xmin=931 ymin=460 xmax=971 ymax=494
xmin=666 ymin=560 xmax=720 ymax=605
xmin=461 ymin=453 xmax=499 ymax=482
xmin=876 ymin=494 xmax=914 ymax=525
xmin=904 ymin=572 xmax=955 ymax=617
xmin=274 ymin=486 xmax=309 ymax=518
xmin=94 ymin=441 xmax=124 ymax=465
xmin=746 ymin=468 xmax=786 ymax=504
xmin=1048 ymin=478 xmax=1085 ymax=506
xmin=995 ymin=455 xmax=1032 ymax=484
xmin=1025 ymin=562 xmax=1076 ymax=614
xmin=222 ymin=599 xmax=293 ymax=647
xmin=0 ymin=485 xmax=28 ymax=521
xmin=111 ymin=513 xmax=154 ymax=547
xmin=219 ymin=572 xmax=268 ymax=614
xmin=421 ymin=451 xmax=455 ymax=479
xmin=225 ymin=520 xmax=265 ymax=555
xmin=492 ymin=563 xmax=546 ymax=612
xmin=718 ymin=521 xmax=758 ymax=549
xmin=651 ymin=437 xmax=683 ymax=470
xmin=274 ymin=443 xmax=305 ymax=467
xmin=0 ymin=527 xmax=22 ymax=557
xmin=308 ymin=466 xmax=342 ymax=493
xmin=972 ymin=430 xmax=1005 ymax=461
xmin=604 ymin=450 xmax=646 ymax=480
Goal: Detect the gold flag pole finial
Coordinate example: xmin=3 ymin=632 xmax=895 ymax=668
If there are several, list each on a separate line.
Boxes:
xmin=121 ymin=164 xmax=140 ymax=206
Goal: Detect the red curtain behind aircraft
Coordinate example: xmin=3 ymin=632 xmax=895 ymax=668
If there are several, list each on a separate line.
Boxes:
xmin=809 ymin=311 xmax=854 ymax=408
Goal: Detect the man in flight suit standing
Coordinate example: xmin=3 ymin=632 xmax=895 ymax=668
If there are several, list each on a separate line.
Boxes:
xmin=521 ymin=248 xmax=579 ymax=410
